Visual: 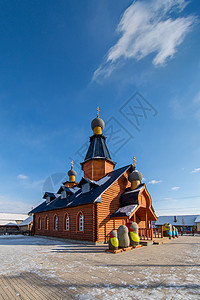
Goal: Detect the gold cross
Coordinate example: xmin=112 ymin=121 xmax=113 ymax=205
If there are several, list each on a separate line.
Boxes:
xmin=71 ymin=160 xmax=74 ymax=168
xmin=133 ymin=156 xmax=136 ymax=167
xmin=97 ymin=106 xmax=100 ymax=117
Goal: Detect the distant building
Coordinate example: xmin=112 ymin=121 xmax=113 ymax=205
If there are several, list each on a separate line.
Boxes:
xmin=155 ymin=215 xmax=200 ymax=232
xmin=29 ymin=109 xmax=157 ymax=243
xmin=0 ymin=213 xmax=28 ymax=235
xmin=195 ymin=216 xmax=200 ymax=232
xmin=18 ymin=216 xmax=33 ymax=234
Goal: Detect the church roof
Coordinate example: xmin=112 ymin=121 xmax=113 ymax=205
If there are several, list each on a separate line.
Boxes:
xmin=111 ymin=204 xmax=138 ymax=218
xmin=57 ymin=186 xmax=79 ymax=194
xmin=120 ymin=184 xmax=145 ymax=207
xmin=77 ymin=177 xmax=100 ymax=187
xmin=195 ymin=216 xmax=200 ymax=223
xmin=111 ymin=183 xmax=157 ymax=220
xmin=82 ymin=134 xmax=115 ymax=165
xmin=43 ymin=192 xmax=60 ymax=199
xmin=29 ymin=165 xmax=133 ymax=214
xmin=18 ymin=215 xmax=33 ymax=226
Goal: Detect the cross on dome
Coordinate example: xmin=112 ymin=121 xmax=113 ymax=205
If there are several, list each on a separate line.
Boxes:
xmin=97 ymin=106 xmax=100 ymax=117
xmin=71 ymin=160 xmax=74 ymax=168
xmin=68 ymin=159 xmax=77 ymax=178
xmin=133 ymin=156 xmax=136 ymax=167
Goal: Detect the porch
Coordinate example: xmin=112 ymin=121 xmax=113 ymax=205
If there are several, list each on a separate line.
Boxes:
xmin=138 ymin=226 xmax=163 ymax=240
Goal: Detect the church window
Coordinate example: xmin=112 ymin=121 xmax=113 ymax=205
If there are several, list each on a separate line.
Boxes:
xmin=78 ymin=213 xmax=84 ymax=232
xmin=64 ymin=214 xmax=69 ymax=231
xmin=82 ymin=183 xmax=90 ymax=193
xmin=45 ymin=216 xmax=49 ymax=230
xmin=46 ymin=196 xmax=50 ymax=204
xmin=54 ymin=215 xmax=58 ymax=230
xmin=61 ymin=191 xmax=67 ymax=199
xmin=38 ymin=217 xmax=41 ymax=230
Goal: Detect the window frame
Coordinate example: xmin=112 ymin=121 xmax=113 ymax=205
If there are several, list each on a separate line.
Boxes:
xmin=54 ymin=215 xmax=58 ymax=231
xmin=77 ymin=212 xmax=84 ymax=232
xmin=45 ymin=216 xmax=49 ymax=230
xmin=38 ymin=216 xmax=41 ymax=230
xmin=64 ymin=213 xmax=70 ymax=231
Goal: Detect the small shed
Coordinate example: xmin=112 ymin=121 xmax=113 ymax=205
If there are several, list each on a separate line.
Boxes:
xmin=0 ymin=213 xmax=28 ymax=235
xmin=18 ymin=216 xmax=33 ymax=234
xmin=195 ymin=216 xmax=200 ymax=232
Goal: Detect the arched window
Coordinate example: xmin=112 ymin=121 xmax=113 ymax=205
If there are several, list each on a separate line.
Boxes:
xmin=78 ymin=212 xmax=84 ymax=232
xmin=54 ymin=215 xmax=58 ymax=231
xmin=45 ymin=216 xmax=49 ymax=230
xmin=38 ymin=217 xmax=41 ymax=230
xmin=64 ymin=214 xmax=69 ymax=231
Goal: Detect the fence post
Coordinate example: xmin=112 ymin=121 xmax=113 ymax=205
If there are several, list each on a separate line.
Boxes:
xmin=161 ymin=226 xmax=163 ymax=238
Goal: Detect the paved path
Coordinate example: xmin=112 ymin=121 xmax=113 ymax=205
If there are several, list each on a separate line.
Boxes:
xmin=0 ymin=235 xmax=199 ymax=299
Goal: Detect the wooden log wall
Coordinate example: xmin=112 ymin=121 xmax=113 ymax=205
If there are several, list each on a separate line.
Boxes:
xmin=83 ymin=159 xmax=114 ymax=181
xmin=34 ymin=204 xmax=95 ymax=242
xmin=97 ymin=171 xmax=131 ymax=242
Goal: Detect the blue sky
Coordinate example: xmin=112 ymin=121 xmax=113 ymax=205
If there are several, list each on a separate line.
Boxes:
xmin=0 ymin=0 xmax=200 ymax=215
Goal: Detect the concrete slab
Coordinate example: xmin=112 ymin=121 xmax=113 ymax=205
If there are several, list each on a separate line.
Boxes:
xmin=140 ymin=240 xmax=154 ymax=246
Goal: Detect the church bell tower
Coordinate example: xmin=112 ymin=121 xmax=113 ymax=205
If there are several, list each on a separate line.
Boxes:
xmin=80 ymin=107 xmax=116 ymax=181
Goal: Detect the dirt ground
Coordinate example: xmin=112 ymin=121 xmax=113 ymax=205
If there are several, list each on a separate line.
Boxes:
xmin=0 ymin=235 xmax=199 ymax=299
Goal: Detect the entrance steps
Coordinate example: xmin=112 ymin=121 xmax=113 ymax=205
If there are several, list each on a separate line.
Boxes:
xmin=140 ymin=237 xmax=171 ymax=246
xmin=153 ymin=237 xmax=171 ymax=245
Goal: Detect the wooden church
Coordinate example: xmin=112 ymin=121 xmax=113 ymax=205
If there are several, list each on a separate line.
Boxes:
xmin=29 ymin=109 xmax=157 ymax=243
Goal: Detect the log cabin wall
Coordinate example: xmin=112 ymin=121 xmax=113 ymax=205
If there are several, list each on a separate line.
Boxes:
xmin=34 ymin=204 xmax=95 ymax=242
xmin=136 ymin=189 xmax=153 ymax=228
xmin=138 ymin=193 xmax=147 ymax=208
xmin=97 ymin=171 xmax=131 ymax=242
xmin=138 ymin=220 xmax=146 ymax=228
xmin=135 ymin=194 xmax=149 ymax=229
xmin=137 ymin=193 xmax=147 ymax=228
xmin=83 ymin=159 xmax=114 ymax=181
xmin=82 ymin=160 xmax=93 ymax=180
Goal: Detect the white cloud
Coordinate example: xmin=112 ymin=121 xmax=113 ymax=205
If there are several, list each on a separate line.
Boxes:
xmin=148 ymin=179 xmax=162 ymax=184
xmin=0 ymin=195 xmax=32 ymax=214
xmin=191 ymin=168 xmax=200 ymax=174
xmin=93 ymin=0 xmax=196 ymax=81
xmin=171 ymin=186 xmax=180 ymax=190
xmin=23 ymin=179 xmax=44 ymax=191
xmin=17 ymin=174 xmax=44 ymax=191
xmin=17 ymin=174 xmax=28 ymax=180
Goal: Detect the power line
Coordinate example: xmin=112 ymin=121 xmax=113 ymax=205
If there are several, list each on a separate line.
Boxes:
xmin=155 ymin=207 xmax=199 ymax=210
xmin=154 ymin=195 xmax=200 ymax=202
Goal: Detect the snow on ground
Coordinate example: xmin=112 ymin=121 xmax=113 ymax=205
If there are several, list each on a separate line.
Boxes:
xmin=0 ymin=235 xmax=73 ymax=278
xmin=0 ymin=235 xmax=200 ymax=299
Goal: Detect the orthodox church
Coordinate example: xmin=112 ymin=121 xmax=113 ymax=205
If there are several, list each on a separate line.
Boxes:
xmin=29 ymin=109 xmax=157 ymax=243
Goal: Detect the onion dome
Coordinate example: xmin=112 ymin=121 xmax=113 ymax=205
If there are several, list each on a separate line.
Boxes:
xmin=128 ymin=169 xmax=143 ymax=182
xmin=68 ymin=167 xmax=77 ymax=177
xmin=91 ymin=107 xmax=105 ymax=135
xmin=68 ymin=161 xmax=77 ymax=182
xmin=91 ymin=117 xmax=105 ymax=131
xmin=128 ymin=156 xmax=143 ymax=190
